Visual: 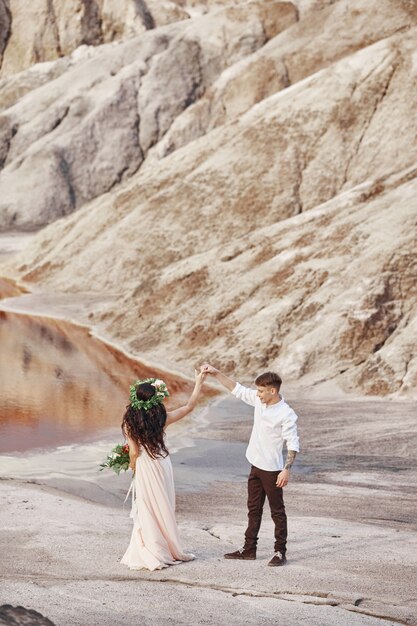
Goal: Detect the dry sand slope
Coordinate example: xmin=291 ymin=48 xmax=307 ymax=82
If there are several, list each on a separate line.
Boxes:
xmin=0 ymin=0 xmax=416 ymax=395
xmin=1 ymin=393 xmax=417 ymax=626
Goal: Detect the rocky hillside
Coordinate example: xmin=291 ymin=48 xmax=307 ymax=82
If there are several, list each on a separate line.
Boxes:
xmin=1 ymin=0 xmax=416 ymax=395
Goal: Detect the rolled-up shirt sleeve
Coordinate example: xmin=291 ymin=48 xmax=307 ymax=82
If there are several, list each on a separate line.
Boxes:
xmin=232 ymin=382 xmax=257 ymax=407
xmin=281 ymin=411 xmax=300 ymax=452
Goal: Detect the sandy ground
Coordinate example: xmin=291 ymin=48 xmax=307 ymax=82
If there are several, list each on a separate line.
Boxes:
xmin=1 ymin=394 xmax=417 ymax=626
xmin=1 ymin=238 xmax=416 ymax=625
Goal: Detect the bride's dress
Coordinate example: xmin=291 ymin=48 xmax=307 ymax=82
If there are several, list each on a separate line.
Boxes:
xmin=121 ymin=449 xmax=194 ymax=571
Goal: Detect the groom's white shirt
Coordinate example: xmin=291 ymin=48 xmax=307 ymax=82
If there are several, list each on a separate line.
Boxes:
xmin=232 ymin=382 xmax=300 ymax=472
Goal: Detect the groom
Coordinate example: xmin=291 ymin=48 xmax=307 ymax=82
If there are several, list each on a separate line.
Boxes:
xmin=201 ymin=364 xmax=299 ymax=566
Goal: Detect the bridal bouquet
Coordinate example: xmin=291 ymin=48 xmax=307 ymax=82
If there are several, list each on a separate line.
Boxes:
xmin=100 ymin=443 xmax=130 ymax=474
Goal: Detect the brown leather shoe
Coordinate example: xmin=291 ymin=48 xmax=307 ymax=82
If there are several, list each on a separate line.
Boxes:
xmin=268 ymin=551 xmax=287 ymax=566
xmin=224 ymin=547 xmax=256 ymax=560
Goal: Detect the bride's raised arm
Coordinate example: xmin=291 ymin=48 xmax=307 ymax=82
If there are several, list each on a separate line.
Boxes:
xmin=165 ymin=369 xmax=206 ymax=426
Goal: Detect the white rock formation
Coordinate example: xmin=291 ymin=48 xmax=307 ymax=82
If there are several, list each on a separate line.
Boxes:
xmin=0 ymin=0 xmax=190 ymax=78
xmin=1 ymin=0 xmax=416 ymax=396
xmin=0 ymin=1 xmax=295 ymax=229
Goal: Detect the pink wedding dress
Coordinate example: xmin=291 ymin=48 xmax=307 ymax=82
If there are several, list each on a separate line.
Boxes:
xmin=121 ymin=449 xmax=195 ymax=571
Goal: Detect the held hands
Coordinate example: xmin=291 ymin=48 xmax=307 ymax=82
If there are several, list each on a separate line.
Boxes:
xmin=195 ymin=368 xmax=207 ymax=384
xmin=276 ymin=469 xmax=289 ymax=488
xmin=199 ymin=363 xmax=235 ymax=392
xmin=199 ymin=363 xmax=218 ymax=375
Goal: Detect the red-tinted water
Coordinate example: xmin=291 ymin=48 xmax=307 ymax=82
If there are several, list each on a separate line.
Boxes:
xmin=0 ymin=300 xmax=197 ymax=453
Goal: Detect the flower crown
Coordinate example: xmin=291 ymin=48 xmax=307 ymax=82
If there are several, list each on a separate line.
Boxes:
xmin=129 ymin=378 xmax=169 ymax=411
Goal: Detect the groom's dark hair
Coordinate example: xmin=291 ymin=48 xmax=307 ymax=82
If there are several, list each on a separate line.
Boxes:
xmin=255 ymin=371 xmax=282 ymax=391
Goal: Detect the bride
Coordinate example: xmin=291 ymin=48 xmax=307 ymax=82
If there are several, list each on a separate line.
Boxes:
xmin=120 ymin=370 xmax=206 ymax=571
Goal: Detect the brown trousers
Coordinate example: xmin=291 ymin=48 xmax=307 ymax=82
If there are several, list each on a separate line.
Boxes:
xmin=244 ymin=464 xmax=287 ymax=553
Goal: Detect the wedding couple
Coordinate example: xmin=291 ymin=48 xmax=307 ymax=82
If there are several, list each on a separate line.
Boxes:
xmin=120 ymin=364 xmax=300 ymax=571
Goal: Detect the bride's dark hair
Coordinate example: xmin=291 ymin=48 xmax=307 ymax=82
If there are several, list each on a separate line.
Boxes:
xmin=122 ymin=382 xmax=168 ymax=459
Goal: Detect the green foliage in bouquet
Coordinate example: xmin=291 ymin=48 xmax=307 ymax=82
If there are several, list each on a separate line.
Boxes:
xmin=100 ymin=443 xmax=130 ymax=475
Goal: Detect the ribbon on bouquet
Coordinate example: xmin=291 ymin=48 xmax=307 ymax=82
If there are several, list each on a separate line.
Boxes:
xmin=124 ymin=477 xmax=141 ymax=528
